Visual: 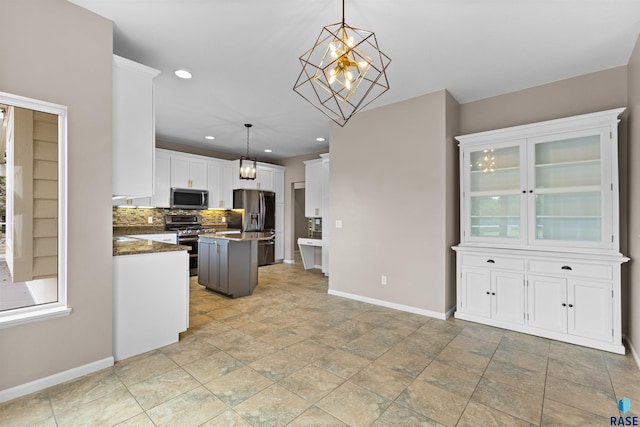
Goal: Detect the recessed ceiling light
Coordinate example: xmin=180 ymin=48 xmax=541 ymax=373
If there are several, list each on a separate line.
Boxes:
xmin=205 ymin=135 xmax=215 ymax=140
xmin=264 ymin=149 xmax=272 ymax=153
xmin=174 ymin=69 xmax=192 ymax=79
xmin=316 ymin=137 xmax=325 ymax=142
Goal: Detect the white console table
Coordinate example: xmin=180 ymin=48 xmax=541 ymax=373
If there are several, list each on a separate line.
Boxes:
xmin=298 ymin=238 xmax=322 ymax=270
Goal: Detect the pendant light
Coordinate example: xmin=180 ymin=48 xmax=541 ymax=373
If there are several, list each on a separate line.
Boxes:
xmin=239 ymin=123 xmax=257 ymax=180
xmin=293 ymin=0 xmax=391 ymax=127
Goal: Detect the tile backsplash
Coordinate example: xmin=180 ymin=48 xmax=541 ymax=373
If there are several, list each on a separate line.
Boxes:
xmin=113 ymin=207 xmax=230 ymax=227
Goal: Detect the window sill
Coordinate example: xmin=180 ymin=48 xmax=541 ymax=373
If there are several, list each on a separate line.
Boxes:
xmin=0 ymin=305 xmax=73 ymax=329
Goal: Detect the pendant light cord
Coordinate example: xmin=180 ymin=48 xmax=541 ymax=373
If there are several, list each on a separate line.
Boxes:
xmin=245 ymin=123 xmax=252 ymax=157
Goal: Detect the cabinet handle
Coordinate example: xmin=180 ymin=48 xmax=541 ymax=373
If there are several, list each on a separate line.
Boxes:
xmin=486 ymin=291 xmax=490 ymax=295
xmin=486 ymin=259 xmax=495 ymax=264
xmin=561 ymin=265 xmax=572 ymax=271
xmin=562 ymin=303 xmax=567 ymax=307
xmin=522 ymin=190 xmax=526 ymax=194
xmin=568 ymin=304 xmax=573 ymax=308
xmin=529 ymin=190 xmax=533 ymax=193
xmin=491 ymin=292 xmax=496 ymax=295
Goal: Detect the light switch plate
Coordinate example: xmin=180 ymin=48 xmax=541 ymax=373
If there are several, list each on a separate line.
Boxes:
xmin=336 ymin=220 xmax=343 ymax=228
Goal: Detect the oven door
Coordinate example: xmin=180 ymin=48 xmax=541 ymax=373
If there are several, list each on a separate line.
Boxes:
xmin=178 ymin=236 xmax=199 ymax=276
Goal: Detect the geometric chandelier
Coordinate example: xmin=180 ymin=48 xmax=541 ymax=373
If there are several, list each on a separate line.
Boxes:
xmin=293 ymin=0 xmax=391 ymax=127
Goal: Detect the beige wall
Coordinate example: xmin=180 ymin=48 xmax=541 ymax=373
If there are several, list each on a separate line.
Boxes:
xmin=0 ymin=0 xmax=113 ymax=391
xmin=627 ymin=35 xmax=640 ymax=360
xmin=329 ymin=90 xmax=459 ymax=316
xmin=281 ymin=151 xmax=325 ymax=262
xmin=459 ymin=66 xmax=628 ymax=135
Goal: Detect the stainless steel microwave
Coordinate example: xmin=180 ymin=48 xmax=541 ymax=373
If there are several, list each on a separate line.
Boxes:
xmin=170 ymin=188 xmax=209 ymax=210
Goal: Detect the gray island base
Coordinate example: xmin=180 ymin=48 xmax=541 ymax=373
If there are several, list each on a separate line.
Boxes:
xmin=198 ymin=233 xmax=272 ymax=298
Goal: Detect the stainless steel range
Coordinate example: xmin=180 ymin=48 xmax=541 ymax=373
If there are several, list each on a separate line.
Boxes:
xmin=165 ymin=214 xmax=203 ymax=276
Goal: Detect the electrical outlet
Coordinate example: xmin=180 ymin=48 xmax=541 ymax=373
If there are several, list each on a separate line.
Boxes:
xmin=381 ymin=275 xmax=387 ymax=285
xmin=147 ymin=216 xmax=153 ymax=224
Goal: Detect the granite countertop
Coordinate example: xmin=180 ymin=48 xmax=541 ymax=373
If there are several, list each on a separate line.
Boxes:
xmin=113 ymin=236 xmax=190 ymax=256
xmin=199 ymin=232 xmax=275 ymax=242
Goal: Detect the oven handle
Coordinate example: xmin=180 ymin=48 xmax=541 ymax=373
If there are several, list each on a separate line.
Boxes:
xmin=179 ymin=237 xmax=199 ymax=243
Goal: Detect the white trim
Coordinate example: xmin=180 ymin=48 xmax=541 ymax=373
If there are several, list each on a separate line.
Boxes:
xmin=283 ymin=259 xmax=295 ymax=264
xmin=444 ymin=305 xmax=456 ymax=319
xmin=0 ymin=357 xmax=114 ymax=403
xmin=327 ymin=289 xmax=450 ymax=320
xmin=0 ymin=306 xmax=72 ymax=329
xmin=0 ymin=91 xmax=69 ymax=327
xmin=626 ymin=337 xmax=640 ymax=370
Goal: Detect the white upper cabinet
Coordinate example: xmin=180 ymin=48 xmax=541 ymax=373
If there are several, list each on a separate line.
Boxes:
xmin=232 ymin=161 xmax=284 ymax=192
xmin=170 ymin=155 xmax=207 ymax=190
xmin=304 ymin=158 xmax=323 ymax=217
xmin=458 ymin=108 xmax=624 ymax=254
xmin=112 ymin=55 xmax=159 ymax=197
xmin=207 ymin=159 xmax=234 ymax=209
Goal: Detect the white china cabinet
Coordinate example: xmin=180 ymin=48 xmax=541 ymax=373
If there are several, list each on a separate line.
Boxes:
xmin=453 ymin=108 xmax=628 ymax=354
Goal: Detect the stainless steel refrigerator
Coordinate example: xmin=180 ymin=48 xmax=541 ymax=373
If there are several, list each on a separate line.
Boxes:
xmin=230 ymin=189 xmax=275 ymax=266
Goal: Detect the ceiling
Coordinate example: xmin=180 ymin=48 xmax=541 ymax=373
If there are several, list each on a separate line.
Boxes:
xmin=68 ymin=0 xmax=640 ymax=162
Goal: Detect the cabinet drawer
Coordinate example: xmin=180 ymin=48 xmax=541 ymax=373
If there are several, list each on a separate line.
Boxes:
xmin=528 ymin=259 xmax=612 ymax=280
xmin=460 ymin=254 xmax=524 ymax=271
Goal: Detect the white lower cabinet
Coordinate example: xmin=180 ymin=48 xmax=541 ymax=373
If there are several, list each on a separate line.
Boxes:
xmin=528 ymin=275 xmax=613 ymax=342
xmin=460 ymin=267 xmax=524 ymax=325
xmin=454 ymin=247 xmax=625 ymax=354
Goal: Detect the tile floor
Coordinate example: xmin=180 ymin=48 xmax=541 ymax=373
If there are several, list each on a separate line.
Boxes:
xmin=1 ymin=258 xmax=640 ymax=426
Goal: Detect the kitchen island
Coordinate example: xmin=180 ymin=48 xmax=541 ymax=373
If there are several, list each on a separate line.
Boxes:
xmin=198 ymin=232 xmax=274 ymax=298
xmin=112 ymin=236 xmax=190 ymax=361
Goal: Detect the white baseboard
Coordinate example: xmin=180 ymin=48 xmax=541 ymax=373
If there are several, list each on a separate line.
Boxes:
xmin=626 ymin=337 xmax=640 ymax=370
xmin=283 ymin=259 xmax=295 ymax=264
xmin=0 ymin=357 xmax=114 ymax=403
xmin=328 ymin=289 xmax=449 ymax=320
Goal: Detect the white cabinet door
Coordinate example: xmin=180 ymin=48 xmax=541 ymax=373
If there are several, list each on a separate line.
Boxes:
xmin=207 ymin=161 xmax=223 ymax=209
xmin=171 ymin=155 xmax=207 ymax=189
xmin=305 ymin=159 xmax=323 ymax=217
xmin=171 ymin=156 xmax=190 ymax=188
xmin=460 ymin=268 xmax=491 ymax=318
xmin=274 ymin=169 xmax=284 ymax=205
xmin=462 ymin=140 xmax=527 ymax=245
xmin=219 ymin=161 xmax=234 ymax=209
xmin=568 ymin=279 xmax=612 ymax=342
xmin=207 ymin=159 xmax=234 ymax=209
xmin=492 ymin=271 xmax=525 ymax=325
xmin=527 ymin=275 xmax=567 ymax=334
xmin=256 ymin=165 xmax=274 ymax=191
xmin=527 ymin=127 xmax=613 ymax=250
xmin=190 ymin=159 xmax=208 ymax=190
xmin=152 ymin=150 xmax=171 ymax=207
xmin=112 ymin=55 xmax=159 ymax=197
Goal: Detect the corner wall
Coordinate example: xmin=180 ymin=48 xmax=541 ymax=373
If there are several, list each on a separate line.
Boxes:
xmin=328 ymin=90 xmax=459 ymax=317
xmin=0 ymin=0 xmax=113 ymax=393
xmin=626 ymin=34 xmax=640 ymax=363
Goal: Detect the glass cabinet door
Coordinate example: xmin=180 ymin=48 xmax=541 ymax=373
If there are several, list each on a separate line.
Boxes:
xmin=528 ymin=128 xmax=612 ymax=248
xmin=464 ymin=141 xmax=526 ymax=243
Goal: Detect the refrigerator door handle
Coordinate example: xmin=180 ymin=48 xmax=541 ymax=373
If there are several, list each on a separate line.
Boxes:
xmin=259 ymin=191 xmax=266 ymax=230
